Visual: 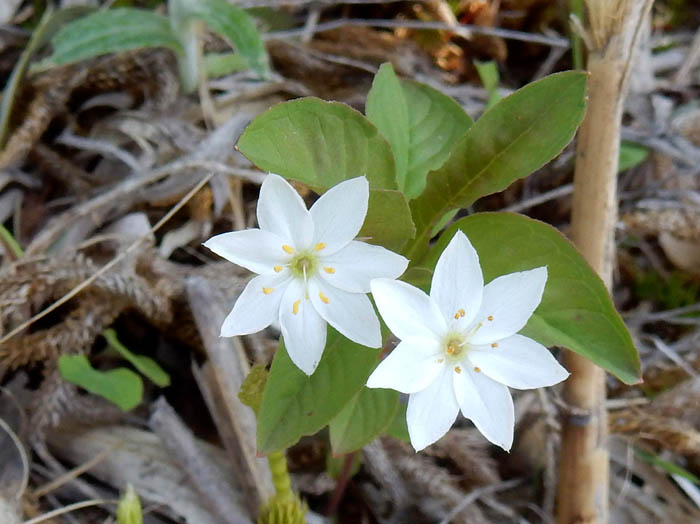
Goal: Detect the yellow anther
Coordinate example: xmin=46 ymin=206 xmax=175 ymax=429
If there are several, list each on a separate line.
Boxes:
xmin=454 ymin=308 xmax=466 ymax=319
xmin=323 ymin=267 xmax=335 ymax=274
xmin=314 ymin=242 xmax=326 ymax=251
xmin=474 ymin=367 xmax=481 ymax=373
xmin=262 ymin=287 xmax=274 ymax=295
xmin=282 ymin=245 xmax=294 ymax=254
xmin=487 ymin=315 xmax=494 ymax=321
xmin=437 ymin=358 xmax=445 ymax=363
xmin=319 ymin=292 xmax=330 ymax=304
xmin=273 ymin=265 xmax=283 ymax=273
xmin=292 ymin=299 xmax=301 ymax=315
xmin=491 ymin=342 xmax=498 ymax=348
xmin=455 ymin=366 xmax=462 ymax=374
xmin=447 ymin=345 xmax=456 ymax=355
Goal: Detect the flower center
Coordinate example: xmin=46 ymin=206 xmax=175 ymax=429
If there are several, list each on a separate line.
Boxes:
xmin=289 ymin=252 xmax=319 ymax=279
xmin=443 ymin=334 xmax=467 ymax=362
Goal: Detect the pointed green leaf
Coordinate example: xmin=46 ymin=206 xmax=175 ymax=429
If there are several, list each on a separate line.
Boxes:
xmin=366 ymin=63 xmax=410 ymax=190
xmin=58 ymin=355 xmax=143 ymax=411
xmin=405 ymin=71 xmax=587 ymax=261
xmin=103 ymin=329 xmax=170 ymax=387
xmin=44 ymin=8 xmax=182 ymax=66
xmin=618 ymin=140 xmax=649 ymax=172
xmin=360 ymin=189 xmax=415 ymax=251
xmin=257 ymin=328 xmax=380 ymax=453
xmin=237 ymin=98 xmax=397 ymax=191
xmin=329 ymin=387 xmax=399 ymax=454
xmin=173 ymin=0 xmax=269 ymax=78
xmin=365 ymin=63 xmax=474 ymax=198
xmin=424 ymin=213 xmax=641 ymax=384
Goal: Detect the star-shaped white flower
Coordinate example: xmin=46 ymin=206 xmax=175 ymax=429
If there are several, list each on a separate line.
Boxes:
xmin=367 ymin=230 xmax=569 ymax=452
xmin=204 ymin=174 xmax=408 ymax=375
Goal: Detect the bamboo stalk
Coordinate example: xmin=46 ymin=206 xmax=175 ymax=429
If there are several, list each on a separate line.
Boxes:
xmin=556 ymin=1 xmax=652 ymax=523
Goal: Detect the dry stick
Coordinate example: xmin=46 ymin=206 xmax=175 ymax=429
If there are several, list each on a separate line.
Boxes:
xmin=0 ymin=172 xmax=213 ymax=346
xmin=556 ymin=2 xmax=652 ymax=523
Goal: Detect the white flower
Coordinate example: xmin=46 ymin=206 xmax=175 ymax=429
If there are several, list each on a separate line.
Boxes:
xmin=204 ymin=174 xmax=408 ymax=375
xmin=367 ymin=231 xmax=569 ymax=452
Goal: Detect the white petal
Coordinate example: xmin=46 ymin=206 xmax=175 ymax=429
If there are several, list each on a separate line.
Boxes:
xmin=279 ymin=279 xmax=327 ymax=375
xmin=366 ymin=337 xmax=444 ymax=393
xmin=430 ymin=230 xmax=483 ymax=328
xmin=257 ymin=173 xmax=314 ymax=248
xmin=319 ymin=241 xmax=408 ymax=293
xmin=453 ymin=367 xmax=514 ymax=451
xmin=308 ymin=279 xmax=381 ymax=348
xmin=468 ymin=334 xmax=569 ymax=390
xmin=221 ymin=273 xmax=291 ymax=336
xmin=309 ymin=177 xmax=368 ymax=255
xmin=407 ymin=366 xmax=460 ymax=451
xmin=204 ymin=229 xmax=289 ymax=274
xmin=470 ymin=267 xmax=548 ymax=345
xmin=370 ymin=278 xmax=447 ymax=341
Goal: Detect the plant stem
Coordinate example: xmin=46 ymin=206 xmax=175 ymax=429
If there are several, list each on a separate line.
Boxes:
xmin=556 ymin=1 xmax=652 ymax=523
xmin=0 ymin=223 xmax=24 ymax=258
xmin=267 ymin=450 xmax=293 ymax=502
xmin=325 ymin=452 xmax=356 ymax=516
xmin=569 ymin=0 xmax=585 ymax=70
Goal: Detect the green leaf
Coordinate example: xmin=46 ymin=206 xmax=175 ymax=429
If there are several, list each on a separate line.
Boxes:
xmin=366 ymin=63 xmax=474 ymax=199
xmin=385 ymin=401 xmax=409 ymax=442
xmin=635 ymin=448 xmax=700 ymax=485
xmin=400 ymin=80 xmax=474 ymax=198
xmin=205 ymin=52 xmax=249 ymax=78
xmin=424 ymin=213 xmax=641 ymax=384
xmin=618 ymin=140 xmax=649 ymax=172
xmin=43 ymin=8 xmax=182 ymax=66
xmin=366 ymin=63 xmax=410 ymax=190
xmin=237 ymin=97 xmax=397 ymax=191
xmin=173 ymin=0 xmax=269 ymax=78
xmin=103 ymin=329 xmax=170 ymax=387
xmin=405 ymin=71 xmax=587 ymax=261
xmin=360 ymin=189 xmax=415 ymax=251
xmin=329 ymin=387 xmax=399 ymax=454
xmin=474 ymin=60 xmax=501 ymax=110
xmin=58 ymin=355 xmax=143 ymax=411
xmin=257 ymin=328 xmax=380 ymax=453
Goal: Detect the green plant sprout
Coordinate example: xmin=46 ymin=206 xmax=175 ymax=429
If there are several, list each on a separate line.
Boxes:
xmin=37 ymin=0 xmax=269 ymax=93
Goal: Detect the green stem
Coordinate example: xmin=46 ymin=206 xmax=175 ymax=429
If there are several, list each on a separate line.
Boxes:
xmin=267 ymin=450 xmax=293 ymax=502
xmin=570 ymin=0 xmax=585 ymax=70
xmin=0 ymin=223 xmax=24 ymax=258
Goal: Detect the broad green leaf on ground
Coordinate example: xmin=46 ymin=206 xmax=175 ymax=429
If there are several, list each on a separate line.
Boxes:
xmin=619 ymin=140 xmax=649 ymax=172
xmin=360 ymin=189 xmax=415 ymax=251
xmin=329 ymin=387 xmax=399 ymax=454
xmin=405 ymin=71 xmax=587 ymax=261
xmin=366 ymin=63 xmax=410 ymax=190
xmin=257 ymin=328 xmax=380 ymax=453
xmin=366 ymin=63 xmax=474 ymax=198
xmin=44 ymin=8 xmax=182 ymax=66
xmin=103 ymin=329 xmax=170 ymax=387
xmin=423 ymin=213 xmax=641 ymax=384
xmin=58 ymin=355 xmax=143 ymax=411
xmin=237 ymin=98 xmax=397 ymax=191
xmin=400 ymin=80 xmax=474 ymax=198
xmin=174 ymin=0 xmax=269 ymax=78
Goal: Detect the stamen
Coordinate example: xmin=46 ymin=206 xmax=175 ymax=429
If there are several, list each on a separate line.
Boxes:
xmin=491 ymin=342 xmax=498 ymax=348
xmin=487 ymin=315 xmax=494 ymax=321
xmin=292 ymin=299 xmax=301 ymax=315
xmin=314 ymin=242 xmax=326 ymax=251
xmin=454 ymin=308 xmax=466 ymax=319
xmin=447 ymin=345 xmax=456 ymax=355
xmin=454 ymin=366 xmax=462 ymax=374
xmin=262 ymin=287 xmax=274 ymax=295
xmin=323 ymin=267 xmax=335 ymax=274
xmin=474 ymin=367 xmax=481 ymax=373
xmin=282 ymin=245 xmax=294 ymax=254
xmin=273 ymin=265 xmax=283 ymax=273
xmin=319 ymin=291 xmax=330 ymax=304
xmin=437 ymin=358 xmax=444 ymax=363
